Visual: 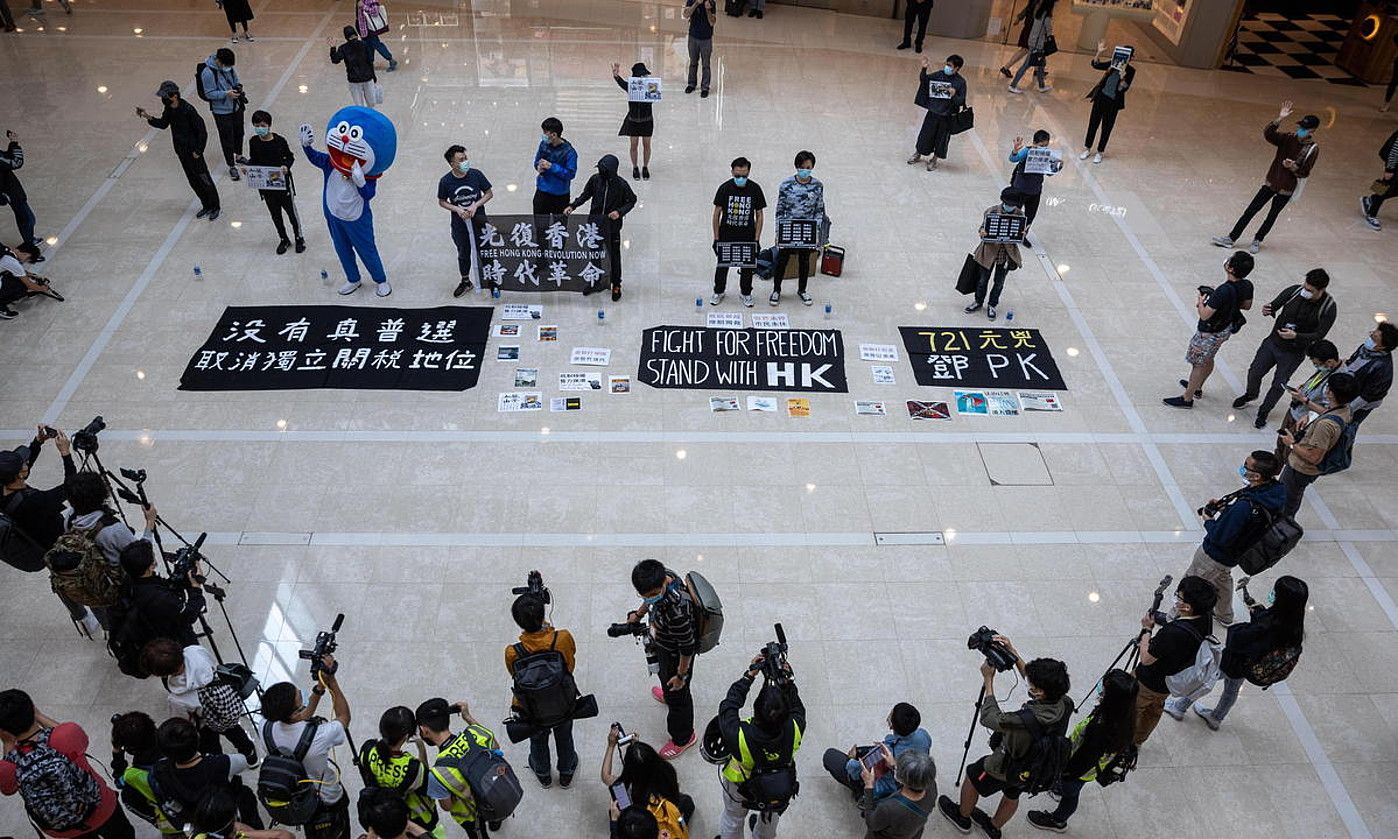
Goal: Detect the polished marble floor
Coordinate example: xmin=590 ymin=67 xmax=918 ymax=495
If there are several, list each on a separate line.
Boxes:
xmin=2 ymin=1 xmax=1397 ymax=837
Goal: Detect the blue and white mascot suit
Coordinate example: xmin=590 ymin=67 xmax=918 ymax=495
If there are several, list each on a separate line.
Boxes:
xmin=299 ymin=107 xmax=397 ymax=297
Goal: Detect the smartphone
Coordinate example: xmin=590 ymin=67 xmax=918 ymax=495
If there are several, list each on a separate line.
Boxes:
xmin=859 ymin=746 xmax=885 ymax=773
xmin=40 ymin=425 xmax=59 ymax=440
xmin=610 ymin=782 xmax=632 ymax=811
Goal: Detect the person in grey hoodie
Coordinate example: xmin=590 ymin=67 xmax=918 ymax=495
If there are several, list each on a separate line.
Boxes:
xmin=200 ymin=48 xmax=246 ymax=181
xmin=565 ymin=154 xmax=636 ymax=301
xmin=63 ymin=471 xmax=156 ymax=630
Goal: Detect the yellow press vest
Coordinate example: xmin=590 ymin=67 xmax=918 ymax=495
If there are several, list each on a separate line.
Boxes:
xmin=721 ymin=718 xmax=802 ymax=783
xmin=429 ymin=726 xmax=496 ymax=826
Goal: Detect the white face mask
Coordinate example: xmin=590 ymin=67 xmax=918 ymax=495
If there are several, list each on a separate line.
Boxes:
xmin=1298 ymin=288 xmax=1314 ymax=300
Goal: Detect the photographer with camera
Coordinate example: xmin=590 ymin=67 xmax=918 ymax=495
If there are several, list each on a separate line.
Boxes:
xmin=621 ymin=560 xmax=699 ymax=759
xmin=416 ymin=697 xmax=516 ymax=838
xmin=503 ymin=574 xmax=579 ymax=788
xmin=600 ymin=724 xmax=693 ymax=835
xmin=1133 ymin=576 xmax=1216 ymax=746
xmin=64 ymin=472 xmax=157 ymax=566
xmin=141 ymin=638 xmax=257 ymax=764
xmin=150 ymin=717 xmax=263 ymax=830
xmin=358 ymin=707 xmax=438 ymax=835
xmin=117 ymin=541 xmax=206 ymax=647
xmin=715 ymin=646 xmax=805 ymax=839
xmin=1184 ymin=450 xmax=1285 ymax=626
xmin=938 ymin=635 xmax=1071 ymax=839
xmin=258 ymin=658 xmax=352 ymax=839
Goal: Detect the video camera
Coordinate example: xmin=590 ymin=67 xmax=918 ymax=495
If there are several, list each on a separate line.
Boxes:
xmin=967 ymin=626 xmax=1018 ymax=672
xmin=511 ymin=570 xmax=551 ymax=605
xmin=299 ymin=613 xmax=343 ymax=677
xmin=168 ymin=532 xmax=207 ymax=585
xmin=71 ymin=416 xmax=106 ymax=454
xmin=758 ymin=623 xmax=790 ymax=685
xmin=607 ymin=620 xmax=659 ymax=675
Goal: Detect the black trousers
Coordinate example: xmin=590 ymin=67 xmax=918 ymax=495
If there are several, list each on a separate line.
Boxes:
xmin=197 ymin=721 xmax=257 ymax=757
xmin=177 ymin=150 xmax=220 ymax=211
xmin=1085 ymin=95 xmax=1120 ymax=152
xmin=263 ymin=191 xmax=302 ymax=241
xmin=605 ymin=221 xmax=623 ymax=287
xmin=1228 ymin=185 xmax=1290 ymax=243
xmin=1367 ymin=177 xmax=1398 ymax=214
xmin=1244 ymin=334 xmax=1305 ymax=420
xmin=1022 ymin=192 xmax=1042 ymax=228
xmin=532 ymin=189 xmax=569 ymax=214
xmin=450 ymin=220 xmax=482 ymax=280
xmin=0 ymin=273 xmax=25 ymax=308
xmin=901 ymin=0 xmax=932 ymax=47
xmin=73 ymin=802 xmax=135 ymax=839
xmin=713 ymin=264 xmax=753 ymax=296
xmin=213 ymin=111 xmax=244 ymax=169
xmin=975 ymin=262 xmax=1009 ymax=307
xmin=655 ymin=647 xmax=695 ymax=744
xmin=772 ymin=247 xmax=813 ymax=294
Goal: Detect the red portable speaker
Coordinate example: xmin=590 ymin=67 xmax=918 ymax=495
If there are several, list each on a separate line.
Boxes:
xmin=820 ymin=245 xmax=845 ymax=277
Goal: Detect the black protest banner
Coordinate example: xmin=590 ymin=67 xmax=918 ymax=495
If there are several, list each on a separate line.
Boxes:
xmin=639 ymin=326 xmax=847 ymax=393
xmin=179 ymin=305 xmax=493 ymax=392
xmin=476 ymin=213 xmax=612 ymax=293
xmin=899 ymin=326 xmax=1066 ymax=391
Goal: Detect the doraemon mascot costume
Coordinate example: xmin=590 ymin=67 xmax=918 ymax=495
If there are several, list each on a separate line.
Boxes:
xmin=298 ymin=107 xmax=397 ymax=297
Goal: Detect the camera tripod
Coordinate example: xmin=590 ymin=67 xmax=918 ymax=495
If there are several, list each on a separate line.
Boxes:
xmin=1072 ymin=574 xmax=1173 ymax=713
xmin=954 ymin=681 xmax=990 ymax=786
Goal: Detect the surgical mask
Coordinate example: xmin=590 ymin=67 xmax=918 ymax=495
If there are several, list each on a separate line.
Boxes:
xmin=457 ymin=160 xmax=471 ymax=173
xmin=1296 ymin=128 xmax=1310 ymax=139
xmin=796 ymin=168 xmax=811 ymax=179
xmin=541 ymin=133 xmax=550 ymax=144
xmin=733 ymin=176 xmax=748 ymax=187
xmin=1364 ymin=336 xmax=1377 ymax=351
xmin=1298 ymin=289 xmax=1314 ymax=300
xmin=1266 ymin=590 xmax=1275 ymax=606
xmin=944 ymin=65 xmax=954 ymax=75
xmin=1315 ymin=363 xmax=1330 ymax=372
xmin=253 ymin=126 xmax=269 ymax=137
xmin=1238 ymin=465 xmax=1250 ymax=480
xmin=1001 ymin=203 xmax=1017 ymax=213
xmin=642 ymin=592 xmax=665 ymax=605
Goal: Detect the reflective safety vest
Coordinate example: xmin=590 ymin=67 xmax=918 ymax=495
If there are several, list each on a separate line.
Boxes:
xmin=721 ymin=718 xmax=802 ymax=783
xmin=118 ymin=764 xmax=183 ymax=836
xmin=429 ymin=726 xmax=496 ymax=826
xmin=359 ymin=742 xmax=439 ymax=830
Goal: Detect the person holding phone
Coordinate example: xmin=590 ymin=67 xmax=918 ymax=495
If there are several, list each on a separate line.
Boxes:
xmin=860 ymin=747 xmax=935 ymax=839
xmin=1232 ymin=268 xmax=1336 ymax=429
xmin=682 ymin=0 xmax=716 ymax=98
xmin=823 ymin=702 xmax=931 ymax=802
xmin=600 ymin=724 xmax=693 ymax=836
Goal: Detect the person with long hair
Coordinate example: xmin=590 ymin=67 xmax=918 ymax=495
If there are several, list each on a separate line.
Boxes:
xmin=357 ymin=707 xmax=439 ymax=834
xmin=600 ymin=726 xmax=695 ymax=825
xmin=613 ymin=62 xmax=655 ymax=181
xmin=999 ymin=0 xmax=1044 ymax=78
xmin=1168 ymin=576 xmax=1308 ymax=729
xmin=1005 ymin=0 xmax=1056 ymax=94
xmin=1026 ymin=669 xmax=1136 ymax=832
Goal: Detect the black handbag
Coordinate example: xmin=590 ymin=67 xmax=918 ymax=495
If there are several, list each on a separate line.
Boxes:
xmin=948 ymin=106 xmax=974 ymax=135
xmin=1041 ymin=35 xmax=1059 ymax=57
xmin=956 ymin=254 xmax=981 ymax=295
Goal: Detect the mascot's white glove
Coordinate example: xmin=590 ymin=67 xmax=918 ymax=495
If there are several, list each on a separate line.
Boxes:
xmin=298 ymin=123 xmax=315 ymax=148
xmin=350 ymin=160 xmax=366 ymax=188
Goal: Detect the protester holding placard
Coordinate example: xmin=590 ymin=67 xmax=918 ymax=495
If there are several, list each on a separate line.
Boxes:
xmin=533 ymin=117 xmax=578 ymax=215
xmin=613 ymin=62 xmax=654 ymax=181
xmin=565 ymin=154 xmax=636 ymax=301
xmin=772 ymin=151 xmax=825 ymax=307
xmin=965 ymin=188 xmax=1025 ymax=321
xmin=239 ymin=110 xmax=303 ymax=255
xmin=908 ymin=55 xmax=967 ymax=172
xmin=1007 ymin=130 xmax=1052 ymax=240
xmin=711 ymin=157 xmax=765 ymax=308
xmin=437 ymin=144 xmax=493 ymax=298
xmin=1081 ymin=40 xmax=1136 ymax=163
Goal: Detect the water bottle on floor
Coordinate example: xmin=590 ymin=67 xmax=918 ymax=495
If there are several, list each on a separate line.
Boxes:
xmin=193 ymin=265 xmax=203 ymax=280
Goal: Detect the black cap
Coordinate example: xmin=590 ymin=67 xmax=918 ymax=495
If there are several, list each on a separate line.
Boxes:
xmin=1297 ymin=114 xmax=1320 ymax=130
xmin=343 ymin=25 xmax=358 ymax=40
xmin=0 ymin=447 xmax=30 ymax=483
xmin=156 ymin=80 xmax=180 ymax=98
xmin=631 ymin=62 xmax=650 ymax=77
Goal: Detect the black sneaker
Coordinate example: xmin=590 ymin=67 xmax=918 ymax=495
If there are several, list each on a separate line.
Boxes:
xmin=897 ymin=41 xmax=911 ymax=50
xmin=685 ymin=84 xmax=696 ymax=94
xmin=701 ymin=89 xmax=710 ymax=98
xmin=1027 ymin=811 xmax=1067 ymax=833
xmin=559 ymin=772 xmax=573 ymax=789
xmin=964 ymin=302 xmax=982 ymax=314
xmin=195 ymin=208 xmax=212 ymax=220
xmin=535 ymin=772 xmax=552 ymax=788
xmin=1177 ymin=379 xmax=1203 ymax=399
xmin=0 ymin=306 xmax=17 ymax=320
xmin=970 ymin=808 xmax=1002 ymax=839
xmin=1253 ymin=414 xmax=1268 ymax=429
xmin=294 ymin=238 xmax=306 ymax=253
xmin=241 ymin=749 xmax=259 ymax=769
xmin=938 ymin=795 xmax=972 ymax=834
xmin=642 ymin=166 xmax=650 ymax=180
xmin=632 ymin=165 xmax=641 ymax=180
xmin=453 ymin=278 xmax=471 ymax=298
xmin=1231 ymin=393 xmax=1256 ymax=409
xmin=1162 ymin=396 xmax=1194 ymax=409
xmin=207 ymin=209 xmax=221 ymax=222
xmin=487 ymin=822 xmax=503 ymax=832
xmin=276 ymin=239 xmax=290 ymax=255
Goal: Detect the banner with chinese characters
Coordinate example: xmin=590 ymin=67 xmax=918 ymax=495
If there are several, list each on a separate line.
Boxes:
xmin=475 ymin=214 xmax=612 ymax=293
xmin=638 ymin=326 xmax=848 ymax=393
xmin=178 ymin=306 xmax=494 ymax=391
xmin=898 ymin=326 xmax=1066 ymax=391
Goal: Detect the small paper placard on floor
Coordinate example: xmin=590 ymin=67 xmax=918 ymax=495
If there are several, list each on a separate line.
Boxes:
xmin=502 ymin=304 xmax=544 ymax=320
xmin=710 ymin=396 xmax=741 ymax=412
xmin=497 ymin=346 xmax=520 ymax=361
xmin=787 ymin=398 xmax=811 ymax=417
xmin=559 ymin=372 xmax=603 ymax=391
xmin=1019 ymin=391 xmax=1063 ymax=411
xmin=855 ymin=400 xmax=887 ymax=416
xmin=907 ymin=400 xmax=951 ymax=421
xmin=751 ymin=313 xmax=789 ymax=329
xmin=537 ymin=325 xmax=558 ymax=342
xmin=550 ymin=396 xmax=582 ymax=412
xmin=707 ymin=312 xmax=744 ymax=329
xmin=748 ymin=396 xmax=778 ymax=412
xmin=860 ymin=344 xmax=899 ymax=362
xmin=498 ymin=392 xmax=543 ymax=412
xmin=570 ymin=347 xmax=611 ymax=366
xmin=987 ymin=390 xmax=1020 ymax=416
xmin=872 ymin=365 xmax=896 ymax=384
xmin=955 ymin=390 xmax=989 ymax=415
xmin=514 ymin=367 xmax=538 ymax=387
xmin=608 ymin=375 xmax=631 ymax=393
xmin=494 ymin=324 xmax=521 ymax=337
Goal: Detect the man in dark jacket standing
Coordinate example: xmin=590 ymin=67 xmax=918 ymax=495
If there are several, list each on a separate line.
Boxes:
xmin=1233 ymin=268 xmax=1337 ymax=428
xmin=137 ymin=81 xmax=221 ymax=220
xmin=1338 ymin=322 xmax=1396 ymax=427
xmin=118 ymin=541 xmax=206 ymax=648
xmin=907 ymin=55 xmax=967 ymax=172
xmin=330 ymin=26 xmax=378 ymax=108
xmin=1211 ymin=101 xmax=1319 ymax=254
xmin=896 ymin=0 xmax=933 ymax=53
xmin=565 ymin=154 xmax=636 ymax=301
xmin=0 ymin=130 xmax=42 ymax=262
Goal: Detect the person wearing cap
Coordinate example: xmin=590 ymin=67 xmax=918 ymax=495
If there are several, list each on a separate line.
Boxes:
xmin=137 ymin=82 xmax=221 ymax=221
xmin=612 ymin=62 xmax=654 ymax=181
xmin=416 ymin=698 xmax=504 ymax=839
xmin=564 ymin=154 xmax=636 ymax=301
xmin=329 ymin=25 xmax=378 ymax=109
xmin=965 ymin=188 xmax=1025 ymax=321
xmin=0 ymin=244 xmax=62 ymax=321
xmin=1211 ymin=101 xmax=1319 ymax=255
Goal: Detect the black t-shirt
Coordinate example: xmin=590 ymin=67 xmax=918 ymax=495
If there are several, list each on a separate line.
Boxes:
xmin=1198 ymin=279 xmax=1253 ymax=333
xmin=713 ymin=180 xmax=766 ymax=241
xmin=160 ymin=754 xmax=241 ymax=813
xmin=1136 ymin=617 xmax=1211 ymax=693
xmin=437 ymin=169 xmax=493 ymax=230
xmin=687 ymin=0 xmax=714 ymax=39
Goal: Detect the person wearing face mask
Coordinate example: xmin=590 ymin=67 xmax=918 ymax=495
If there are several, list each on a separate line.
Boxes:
xmin=908 ymin=55 xmax=967 ymax=172
xmin=771 ymin=150 xmax=825 ymax=306
xmin=258 ymin=668 xmax=352 ymax=839
xmin=238 ymin=110 xmax=303 ymax=255
xmin=1132 ymin=576 xmax=1216 ymax=748
xmin=965 ymin=188 xmax=1024 ymax=321
xmin=137 ymin=82 xmax=221 ymax=221
xmin=1007 ymin=130 xmax=1052 ymax=241
xmin=200 ymin=48 xmax=246 ymax=182
xmin=1180 ymin=450 xmax=1285 ymax=627
xmin=1163 ymin=250 xmax=1254 ymax=409
xmin=1277 ymin=372 xmax=1357 ymax=519
xmin=1080 ymin=40 xmax=1135 ymax=164
xmin=710 ymin=157 xmax=766 ymax=308
xmin=1006 ymin=0 xmax=1055 ymax=95
xmin=437 ymin=144 xmax=494 ymax=298
xmin=1211 ymin=101 xmax=1319 ymax=255
xmin=1275 ymin=340 xmax=1341 ymax=461
xmin=329 ymin=26 xmax=378 ymax=109
xmin=621 ymin=560 xmax=700 ymax=760
xmin=1338 ymin=322 xmax=1396 ymax=427
xmin=565 ymin=154 xmax=637 ymax=301
xmin=533 ymin=117 xmax=577 ymax=215
xmin=1232 ymin=269 xmax=1336 ymax=429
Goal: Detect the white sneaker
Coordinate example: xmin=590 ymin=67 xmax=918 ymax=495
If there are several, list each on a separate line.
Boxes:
xmin=1093 ymin=152 xmax=1102 ymax=164
xmin=1037 ymin=84 xmax=1053 ymax=93
xmin=79 ymin=610 xmax=102 ymax=638
xmin=740 ymin=294 xmax=754 ymax=308
xmin=798 ymin=291 xmax=813 ymax=306
xmin=905 ymin=153 xmax=922 ymax=165
xmin=1210 ymin=235 xmax=1235 ymax=248
xmin=230 ymin=35 xmax=240 ymax=44
xmin=1007 ymin=85 xmax=1024 ymax=95
xmin=375 ymin=281 xmax=393 ymax=297
xmin=709 ymin=293 xmax=724 ymax=306
xmin=243 ymin=33 xmax=255 ymax=41
xmin=769 ymin=291 xmax=780 ymax=306
xmin=337 ymin=281 xmax=362 ymax=295
xmin=1248 ymin=240 xmax=1261 ymax=254
xmin=1079 ymin=149 xmax=1091 ymax=160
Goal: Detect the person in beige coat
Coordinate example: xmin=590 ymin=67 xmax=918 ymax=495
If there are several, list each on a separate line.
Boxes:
xmin=965 ymin=188 xmax=1025 ymax=321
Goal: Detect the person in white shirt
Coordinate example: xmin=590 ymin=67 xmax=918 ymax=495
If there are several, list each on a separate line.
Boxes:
xmin=258 ymin=656 xmax=352 ymax=839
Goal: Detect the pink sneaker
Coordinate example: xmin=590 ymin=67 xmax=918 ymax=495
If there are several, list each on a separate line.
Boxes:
xmin=658 ymin=733 xmax=697 ymax=760
xmin=651 ymin=686 xmax=668 ymax=705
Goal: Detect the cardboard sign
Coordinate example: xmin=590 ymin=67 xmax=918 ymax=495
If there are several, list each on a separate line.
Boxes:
xmin=1023 ymin=147 xmax=1064 ymax=176
xmin=638 ymin=326 xmax=848 ymax=393
xmin=627 ymin=76 xmax=663 ymax=102
xmin=900 ymin=326 xmax=1067 ymax=391
xmin=475 ymin=214 xmax=612 ymax=293
xmin=243 ymin=165 xmax=287 ymax=191
xmin=981 ymin=213 xmax=1026 ymax=243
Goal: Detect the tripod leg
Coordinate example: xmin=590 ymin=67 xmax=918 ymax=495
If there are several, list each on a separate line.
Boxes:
xmin=1074 ymin=635 xmax=1141 ymax=712
xmin=955 ymin=682 xmax=988 ymax=786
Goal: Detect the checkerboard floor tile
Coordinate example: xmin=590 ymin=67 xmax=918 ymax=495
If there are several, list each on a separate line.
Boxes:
xmin=1227 ymin=12 xmax=1367 ymax=86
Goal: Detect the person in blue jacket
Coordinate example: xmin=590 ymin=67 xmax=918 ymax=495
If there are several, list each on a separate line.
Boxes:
xmin=532 ymin=117 xmax=577 ymax=215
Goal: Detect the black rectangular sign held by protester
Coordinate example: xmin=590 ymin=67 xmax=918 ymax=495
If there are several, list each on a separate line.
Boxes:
xmin=179 ymin=305 xmax=494 ymax=391
xmin=899 ymin=326 xmax=1066 ymax=391
xmin=475 ymin=213 xmax=612 ymax=293
xmin=639 ymin=325 xmax=848 ymax=393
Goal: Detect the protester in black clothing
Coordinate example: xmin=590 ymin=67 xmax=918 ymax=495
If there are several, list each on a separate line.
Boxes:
xmin=1233 ymin=268 xmax=1337 ymax=428
xmin=238 ymin=111 xmax=303 ymax=255
xmin=613 ymin=62 xmax=654 ymax=180
xmin=110 ymin=711 xmax=180 ymax=837
xmin=437 ymin=145 xmax=494 ymax=298
xmin=1164 ymin=250 xmax=1254 ymax=409
xmin=716 ymin=653 xmax=805 ymax=839
xmin=1381 ymin=33 xmax=1396 ymax=112
xmin=137 ymin=82 xmax=220 ymax=220
xmin=896 ymin=0 xmax=933 ymax=53
xmin=0 ymin=130 xmax=42 ymax=261
xmin=1360 ymin=129 xmax=1397 ymax=230
xmin=622 ymin=559 xmax=699 ymax=759
xmin=909 ymin=54 xmax=967 ymax=172
xmin=1008 ymin=130 xmax=1053 ymax=234
xmin=1132 ymin=575 xmax=1216 ymax=747
xmin=152 ymin=718 xmax=262 ymax=829
xmin=330 ymin=26 xmax=378 ymax=108
xmin=119 ymin=540 xmax=206 ymax=647
xmin=710 ymin=158 xmax=766 ymax=308
xmin=1341 ymin=322 xmax=1397 ymax=426
xmin=567 ymin=154 xmax=636 ymax=301
xmin=1080 ymin=40 xmax=1135 ymax=163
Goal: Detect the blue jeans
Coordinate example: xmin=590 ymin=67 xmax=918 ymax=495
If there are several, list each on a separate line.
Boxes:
xmin=1011 ymin=53 xmax=1047 ymax=88
xmin=1050 ymin=776 xmax=1086 ymax=821
xmin=365 ymin=34 xmax=394 ymax=63
xmin=1206 ymin=675 xmax=1244 ymax=721
xmin=528 ymin=719 xmax=578 ymax=778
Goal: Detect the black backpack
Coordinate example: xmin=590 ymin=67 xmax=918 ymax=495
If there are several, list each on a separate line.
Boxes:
xmin=1 ymin=489 xmax=48 ymax=573
xmin=736 ymin=723 xmax=799 ymax=813
xmin=999 ymin=703 xmax=1073 ymax=794
xmin=194 ymin=63 xmax=213 ymax=102
xmin=256 ymin=720 xmax=322 ymax=825
xmin=1234 ymin=499 xmax=1303 ymax=575
xmin=510 ymin=633 xmax=577 ymax=728
xmin=105 ymin=600 xmax=153 ymax=679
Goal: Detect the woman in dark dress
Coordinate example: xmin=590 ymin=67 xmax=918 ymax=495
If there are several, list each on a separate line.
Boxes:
xmin=219 ymin=0 xmax=255 ymax=42
xmin=613 ymin=62 xmax=654 ymax=181
xmin=998 ymin=0 xmax=1045 ymax=78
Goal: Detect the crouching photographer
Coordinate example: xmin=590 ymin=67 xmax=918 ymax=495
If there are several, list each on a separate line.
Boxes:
xmin=118 ymin=540 xmax=206 ymax=647
xmin=707 ymin=627 xmax=805 ymax=839
xmin=938 ymin=634 xmax=1071 ymax=839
